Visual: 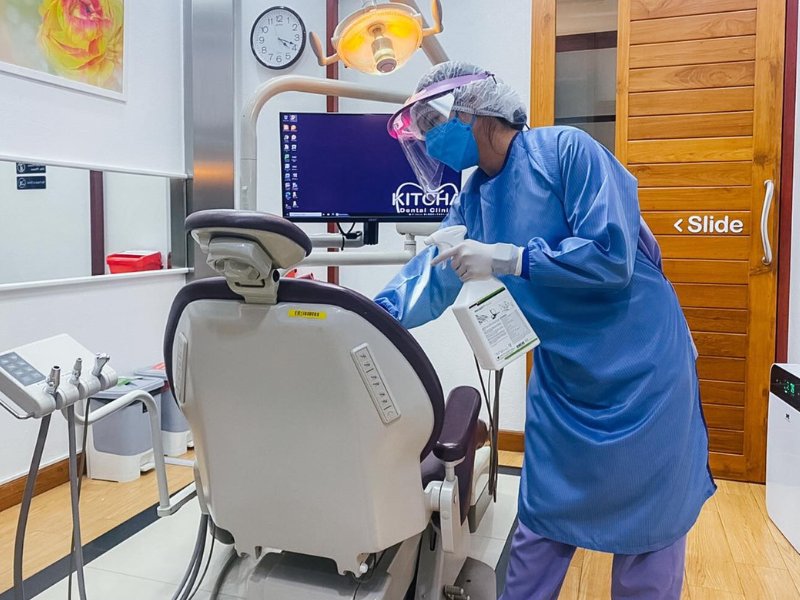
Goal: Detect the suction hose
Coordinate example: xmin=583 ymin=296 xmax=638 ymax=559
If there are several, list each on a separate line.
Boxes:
xmin=13 ymin=415 xmax=52 ymax=600
xmin=171 ymin=514 xmax=209 ymax=600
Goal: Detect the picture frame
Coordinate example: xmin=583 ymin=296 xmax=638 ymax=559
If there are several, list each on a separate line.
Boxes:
xmin=0 ymin=0 xmax=127 ymax=101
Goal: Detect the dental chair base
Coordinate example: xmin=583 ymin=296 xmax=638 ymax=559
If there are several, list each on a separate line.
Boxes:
xmin=245 ymin=534 xmax=494 ymax=600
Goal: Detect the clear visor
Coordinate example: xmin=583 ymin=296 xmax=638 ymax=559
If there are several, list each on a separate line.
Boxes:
xmin=389 ymin=92 xmax=457 ymax=193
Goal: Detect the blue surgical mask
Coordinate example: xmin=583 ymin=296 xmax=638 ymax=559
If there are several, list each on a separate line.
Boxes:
xmin=425 ymin=115 xmax=480 ymax=172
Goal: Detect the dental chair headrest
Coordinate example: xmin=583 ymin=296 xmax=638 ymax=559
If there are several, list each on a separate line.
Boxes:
xmin=186 ymin=209 xmax=312 ymax=267
xmin=186 ymin=210 xmax=312 ymax=303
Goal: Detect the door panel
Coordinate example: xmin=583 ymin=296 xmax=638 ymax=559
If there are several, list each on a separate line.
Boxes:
xmin=629 ymin=113 xmax=753 ymax=139
xmin=616 ymin=0 xmax=784 ymax=481
xmin=629 ymin=10 xmax=757 ymax=44
xmin=628 ymin=162 xmax=752 ymax=186
xmin=700 ymin=380 xmax=746 ymax=406
xmin=666 ymin=262 xmax=749 ymax=285
xmin=697 ymin=357 xmax=746 ymax=382
xmin=658 ymin=237 xmax=750 ymax=260
xmin=683 ymin=307 xmax=749 ymax=332
xmin=530 ymin=0 xmax=782 ymax=482
xmin=673 ymin=283 xmax=748 ymax=309
xmin=637 ymin=187 xmax=752 ymax=210
xmin=627 ymin=137 xmax=753 ymax=163
xmin=629 ymin=61 xmax=755 ymax=92
xmin=630 ymin=0 xmax=756 ymax=21
xmin=629 ymin=36 xmax=755 ymax=68
xmin=628 ymin=86 xmax=754 ymax=115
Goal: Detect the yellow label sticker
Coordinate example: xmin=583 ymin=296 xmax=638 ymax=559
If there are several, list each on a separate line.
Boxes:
xmin=287 ymin=309 xmax=327 ymax=320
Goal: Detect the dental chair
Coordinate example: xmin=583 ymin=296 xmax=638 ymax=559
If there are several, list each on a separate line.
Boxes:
xmin=164 ymin=210 xmax=495 ymax=600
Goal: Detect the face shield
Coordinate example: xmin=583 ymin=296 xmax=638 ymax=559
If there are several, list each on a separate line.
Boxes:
xmin=388 ymin=72 xmax=492 ymax=193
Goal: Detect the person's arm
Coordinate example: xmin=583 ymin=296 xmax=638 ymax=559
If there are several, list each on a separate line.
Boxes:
xmin=374 ymin=209 xmax=465 ymax=329
xmin=523 ymin=128 xmax=641 ymax=289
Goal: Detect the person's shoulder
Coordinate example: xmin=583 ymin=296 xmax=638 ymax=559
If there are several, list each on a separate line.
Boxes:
xmin=521 ymin=126 xmax=594 ymax=156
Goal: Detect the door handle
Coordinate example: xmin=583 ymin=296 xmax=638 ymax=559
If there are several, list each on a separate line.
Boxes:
xmin=760 ymin=179 xmax=775 ymax=266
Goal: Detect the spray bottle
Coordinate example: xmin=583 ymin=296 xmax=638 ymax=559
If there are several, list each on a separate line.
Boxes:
xmin=427 ymin=225 xmax=540 ymax=370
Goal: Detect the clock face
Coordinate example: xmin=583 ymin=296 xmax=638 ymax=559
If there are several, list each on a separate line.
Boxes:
xmin=250 ymin=7 xmax=306 ymax=70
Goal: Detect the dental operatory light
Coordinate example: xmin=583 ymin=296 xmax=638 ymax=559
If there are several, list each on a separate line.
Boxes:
xmin=310 ymin=0 xmax=443 ymax=75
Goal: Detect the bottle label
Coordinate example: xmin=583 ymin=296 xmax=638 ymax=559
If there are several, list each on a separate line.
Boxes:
xmin=469 ymin=287 xmax=539 ymax=362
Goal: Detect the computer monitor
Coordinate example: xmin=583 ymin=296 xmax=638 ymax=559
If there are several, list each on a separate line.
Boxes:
xmin=279 ymin=112 xmax=461 ymax=223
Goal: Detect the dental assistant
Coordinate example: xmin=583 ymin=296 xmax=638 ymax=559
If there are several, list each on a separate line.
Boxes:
xmin=375 ymin=62 xmax=716 ymax=599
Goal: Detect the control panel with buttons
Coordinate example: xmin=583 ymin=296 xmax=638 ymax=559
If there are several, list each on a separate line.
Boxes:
xmin=351 ymin=343 xmax=401 ymax=425
xmin=0 ymin=352 xmax=46 ymax=387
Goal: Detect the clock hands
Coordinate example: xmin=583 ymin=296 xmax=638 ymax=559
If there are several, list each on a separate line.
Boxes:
xmin=278 ymin=37 xmax=298 ymax=51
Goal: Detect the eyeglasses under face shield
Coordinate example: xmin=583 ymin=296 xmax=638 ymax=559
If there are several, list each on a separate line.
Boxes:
xmin=387 ymin=71 xmax=493 ymax=193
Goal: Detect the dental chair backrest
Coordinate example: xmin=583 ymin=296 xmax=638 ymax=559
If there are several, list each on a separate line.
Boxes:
xmin=165 ymin=210 xmax=445 ymax=576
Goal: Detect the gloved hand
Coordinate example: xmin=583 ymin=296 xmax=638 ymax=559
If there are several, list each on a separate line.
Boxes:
xmin=431 ymin=239 xmax=524 ymax=282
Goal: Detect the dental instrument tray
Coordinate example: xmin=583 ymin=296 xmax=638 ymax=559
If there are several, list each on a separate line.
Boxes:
xmin=0 ymin=334 xmax=118 ymax=419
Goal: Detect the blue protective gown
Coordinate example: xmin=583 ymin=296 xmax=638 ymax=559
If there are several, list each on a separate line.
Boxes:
xmin=375 ymin=127 xmax=716 ymax=554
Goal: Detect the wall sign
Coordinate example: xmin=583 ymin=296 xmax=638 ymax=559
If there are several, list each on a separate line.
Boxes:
xmin=16 ymin=163 xmax=46 ymax=175
xmin=17 ymin=176 xmax=46 ymax=191
xmin=674 ymin=215 xmax=744 ymax=235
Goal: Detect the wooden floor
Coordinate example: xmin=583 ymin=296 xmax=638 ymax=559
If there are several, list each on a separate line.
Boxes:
xmin=0 ymin=458 xmax=195 ymax=593
xmin=1 ymin=452 xmax=799 ymax=598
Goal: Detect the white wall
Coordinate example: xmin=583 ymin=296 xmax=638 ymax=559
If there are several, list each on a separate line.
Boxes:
xmin=0 ymin=275 xmax=186 ymax=483
xmin=239 ymin=0 xmax=330 ymax=280
xmin=0 ymin=161 xmax=91 ymax=284
xmin=0 ymin=2 xmax=186 ymax=483
xmin=0 ymin=1 xmax=184 ymax=176
xmin=239 ymin=0 xmax=533 ymax=430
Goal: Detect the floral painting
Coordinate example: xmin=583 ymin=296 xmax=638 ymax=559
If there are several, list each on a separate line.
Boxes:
xmin=0 ymin=0 xmax=125 ymax=98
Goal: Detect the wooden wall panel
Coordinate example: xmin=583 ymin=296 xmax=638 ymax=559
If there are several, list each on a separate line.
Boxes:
xmin=629 ymin=87 xmax=754 ymax=116
xmin=628 ymin=137 xmax=753 ymax=163
xmin=709 ymin=429 xmax=744 ymax=454
xmin=673 ymin=283 xmax=748 ymax=309
xmin=638 ymin=187 xmax=752 ymax=210
xmin=629 ymin=61 xmax=755 ymax=92
xmin=630 ymin=36 xmax=755 ymax=68
xmin=700 ymin=380 xmax=746 ymax=406
xmin=704 ymin=404 xmax=746 ymax=430
xmin=657 ymin=237 xmax=750 ymax=260
xmin=697 ymin=357 xmax=746 ymax=382
xmin=683 ymin=307 xmax=749 ymax=333
xmin=631 ymin=0 xmax=757 ymax=21
xmin=693 ymin=332 xmax=748 ymax=358
xmin=629 ymin=112 xmax=753 ymax=140
xmin=630 ymin=10 xmax=757 ymax=44
xmin=629 ymin=163 xmax=752 ymax=187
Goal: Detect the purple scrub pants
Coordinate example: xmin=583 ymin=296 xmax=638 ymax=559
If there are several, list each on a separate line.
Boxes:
xmin=500 ymin=521 xmax=686 ymax=600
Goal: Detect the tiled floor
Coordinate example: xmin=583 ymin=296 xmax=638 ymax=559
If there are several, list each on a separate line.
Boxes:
xmin=30 ymin=475 xmax=521 ymax=599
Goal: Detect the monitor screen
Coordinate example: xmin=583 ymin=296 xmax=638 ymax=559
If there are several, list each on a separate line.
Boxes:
xmin=279 ymin=112 xmax=461 ymax=222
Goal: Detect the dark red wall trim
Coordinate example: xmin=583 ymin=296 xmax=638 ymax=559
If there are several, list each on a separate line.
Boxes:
xmin=89 ymin=170 xmax=105 ymax=276
xmin=556 ymin=31 xmax=617 ymax=53
xmin=326 ymin=0 xmax=340 ymax=285
xmin=777 ymin=0 xmax=798 ymax=363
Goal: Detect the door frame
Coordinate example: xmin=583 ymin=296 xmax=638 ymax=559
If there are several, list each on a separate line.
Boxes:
xmin=777 ymin=0 xmax=798 ymax=363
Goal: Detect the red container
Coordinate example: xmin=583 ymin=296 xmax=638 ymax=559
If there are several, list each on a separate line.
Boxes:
xmin=106 ymin=251 xmax=163 ymax=274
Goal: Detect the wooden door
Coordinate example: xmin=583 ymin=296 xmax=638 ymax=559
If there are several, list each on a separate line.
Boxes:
xmin=615 ymin=0 xmax=785 ymax=481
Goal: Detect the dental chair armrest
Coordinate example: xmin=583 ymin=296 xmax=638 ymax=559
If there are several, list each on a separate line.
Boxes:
xmin=434 ymin=386 xmax=482 ymax=463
